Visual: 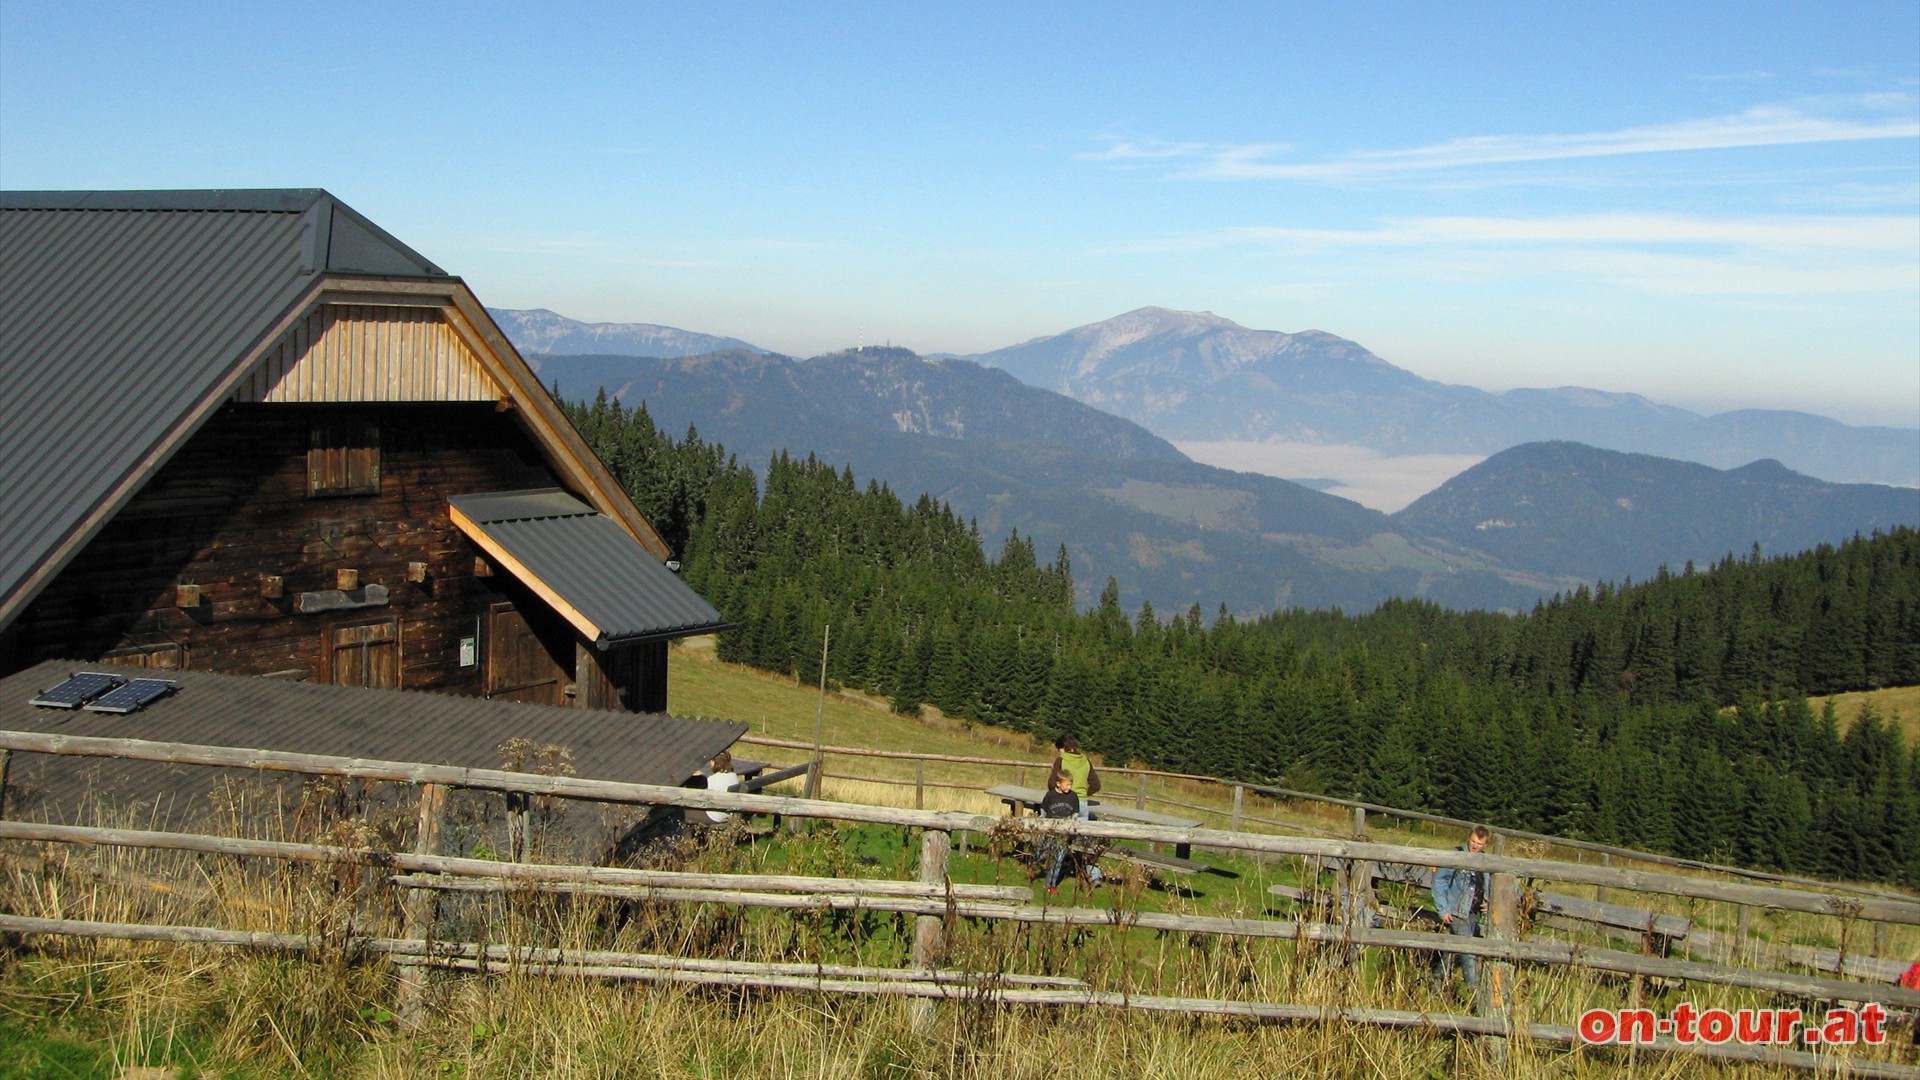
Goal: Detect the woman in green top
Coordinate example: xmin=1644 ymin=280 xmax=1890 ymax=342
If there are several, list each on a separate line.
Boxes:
xmin=1047 ymin=733 xmax=1100 ymax=820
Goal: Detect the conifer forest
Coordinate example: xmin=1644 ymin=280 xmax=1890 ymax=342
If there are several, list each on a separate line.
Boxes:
xmin=567 ymin=394 xmax=1920 ymax=885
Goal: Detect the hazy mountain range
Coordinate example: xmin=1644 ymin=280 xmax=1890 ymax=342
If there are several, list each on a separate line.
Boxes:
xmin=493 ymin=308 xmax=763 ymax=359
xmin=1397 ymin=442 xmax=1920 ymax=585
xmin=496 ymin=307 xmax=1919 ymax=614
xmin=517 ymin=344 xmax=1520 ymax=611
xmin=957 ymin=307 xmax=1920 ymax=489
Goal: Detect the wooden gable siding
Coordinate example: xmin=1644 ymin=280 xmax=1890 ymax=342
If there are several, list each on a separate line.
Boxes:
xmin=231 ymin=304 xmax=502 ymax=403
xmin=11 ymin=403 xmax=657 ymax=709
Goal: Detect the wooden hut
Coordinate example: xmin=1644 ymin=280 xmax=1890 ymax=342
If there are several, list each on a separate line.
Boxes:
xmin=0 ymin=190 xmax=728 ymax=714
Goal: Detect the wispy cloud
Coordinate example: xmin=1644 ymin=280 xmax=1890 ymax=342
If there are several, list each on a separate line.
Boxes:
xmin=1117 ymin=212 xmax=1919 ymax=297
xmin=1076 ymin=137 xmax=1212 ymax=163
xmin=1085 ymin=99 xmax=1920 ymax=182
xmin=1188 ymin=213 xmax=1916 ymax=253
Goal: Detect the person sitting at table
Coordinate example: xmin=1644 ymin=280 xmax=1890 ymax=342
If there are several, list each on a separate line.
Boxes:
xmin=1046 ymin=733 xmax=1101 ymax=820
xmin=703 ymin=751 xmax=741 ymax=824
xmin=1036 ymin=773 xmax=1090 ymax=894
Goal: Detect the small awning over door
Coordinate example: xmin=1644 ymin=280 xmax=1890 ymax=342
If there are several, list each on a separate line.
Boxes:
xmin=448 ymin=488 xmax=729 ymax=647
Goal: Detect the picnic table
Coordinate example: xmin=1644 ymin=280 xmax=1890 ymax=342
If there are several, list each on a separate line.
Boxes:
xmin=985 ymin=783 xmax=1205 ymax=863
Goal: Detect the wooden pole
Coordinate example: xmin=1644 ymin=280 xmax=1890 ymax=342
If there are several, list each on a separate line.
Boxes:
xmin=914 ymin=758 xmax=925 ymax=811
xmin=1483 ymin=835 xmax=1519 ymax=1043
xmin=910 ymin=828 xmax=951 ymax=1031
xmin=0 ymin=748 xmax=11 ymax=821
xmin=1596 ymin=853 xmax=1610 ymax=904
xmin=790 ymin=625 xmax=830 ymax=837
xmin=1230 ymin=784 xmax=1244 ymax=834
xmin=805 ymin=624 xmax=830 ymax=801
xmin=395 ymin=782 xmax=446 ymax=1027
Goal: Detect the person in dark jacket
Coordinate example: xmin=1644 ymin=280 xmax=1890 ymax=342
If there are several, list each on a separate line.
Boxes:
xmin=1036 ymin=773 xmax=1081 ymax=893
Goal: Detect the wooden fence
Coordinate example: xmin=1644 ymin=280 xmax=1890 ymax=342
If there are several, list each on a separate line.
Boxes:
xmin=1 ymin=729 xmax=1915 ymax=1076
xmin=734 ymin=733 xmax=1918 ymax=901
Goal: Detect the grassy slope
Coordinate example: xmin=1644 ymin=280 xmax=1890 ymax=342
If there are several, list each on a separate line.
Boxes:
xmin=1808 ymin=684 xmax=1920 ymax=746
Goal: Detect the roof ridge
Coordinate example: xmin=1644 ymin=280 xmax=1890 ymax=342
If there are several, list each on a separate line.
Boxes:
xmin=1 ymin=189 xmax=331 ymax=212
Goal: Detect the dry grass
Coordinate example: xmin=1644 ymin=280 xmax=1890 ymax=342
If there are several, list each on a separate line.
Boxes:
xmin=1809 ymin=684 xmax=1920 ymax=745
xmin=5 ymin=790 xmax=1914 ymax=1079
xmin=13 ymin=798 xmax=1900 ymax=1080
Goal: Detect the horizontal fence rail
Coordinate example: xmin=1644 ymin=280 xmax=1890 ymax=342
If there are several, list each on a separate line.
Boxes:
xmin=3 ymin=915 xmax=1912 ymax=1080
xmin=736 ymin=733 xmax=1916 ymax=902
xmin=3 ymin=731 xmax=1915 ymax=924
xmin=6 ymin=727 xmax=1918 ymax=1078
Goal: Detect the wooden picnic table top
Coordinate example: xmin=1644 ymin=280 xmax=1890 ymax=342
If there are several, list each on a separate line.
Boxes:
xmin=983 ymin=784 xmax=1203 ymax=829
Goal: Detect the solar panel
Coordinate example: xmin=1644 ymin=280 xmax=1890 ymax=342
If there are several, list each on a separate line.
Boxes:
xmin=84 ymin=678 xmax=180 ymax=715
xmin=29 ymin=671 xmax=123 ymax=709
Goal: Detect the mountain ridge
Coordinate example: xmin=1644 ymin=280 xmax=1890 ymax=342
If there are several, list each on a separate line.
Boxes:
xmin=961 ymin=307 xmax=1919 ymax=488
xmin=1394 ymin=441 xmax=1920 ymax=584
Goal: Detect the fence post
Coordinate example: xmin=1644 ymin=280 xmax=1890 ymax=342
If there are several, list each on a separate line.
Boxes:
xmin=915 ymin=758 xmax=925 ymax=811
xmin=909 ymin=828 xmax=952 ymax=1030
xmin=396 ymin=782 xmax=448 ymax=1026
xmin=788 ymin=758 xmax=823 ymax=835
xmin=1229 ymin=784 xmax=1244 ymax=833
xmin=0 ymin=748 xmax=11 ymax=820
xmin=1351 ymin=807 xmax=1367 ymax=839
xmin=1480 ymin=834 xmax=1519 ymax=1058
xmin=1596 ymin=853 xmax=1610 ymax=904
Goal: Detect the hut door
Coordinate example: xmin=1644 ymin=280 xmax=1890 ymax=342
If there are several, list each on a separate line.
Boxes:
xmin=486 ymin=602 xmax=566 ymax=704
xmin=331 ymin=621 xmax=398 ymax=688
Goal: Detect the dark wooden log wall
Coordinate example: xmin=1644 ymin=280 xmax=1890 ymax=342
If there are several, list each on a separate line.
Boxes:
xmin=12 ymin=402 xmax=658 ymax=709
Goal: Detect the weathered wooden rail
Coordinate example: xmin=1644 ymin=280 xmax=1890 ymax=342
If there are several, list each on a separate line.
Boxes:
xmin=734 ymin=733 xmax=1918 ymax=901
xmin=3 ymin=729 xmax=1916 ymax=1073
xmin=2 ymin=914 xmax=1913 ymax=1079
xmin=4 ymin=730 xmax=1917 ymax=922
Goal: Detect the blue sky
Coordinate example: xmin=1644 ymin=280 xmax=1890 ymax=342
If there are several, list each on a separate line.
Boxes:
xmin=4 ymin=2 xmax=1916 ymax=427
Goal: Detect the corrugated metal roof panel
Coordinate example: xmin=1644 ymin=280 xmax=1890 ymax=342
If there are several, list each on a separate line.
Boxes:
xmin=0 ymin=659 xmax=746 ymax=826
xmin=450 ymin=489 xmax=729 ymax=644
xmin=0 ymin=191 xmax=449 ymax=629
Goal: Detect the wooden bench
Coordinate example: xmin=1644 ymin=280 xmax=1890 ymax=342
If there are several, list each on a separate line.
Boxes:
xmin=985 ymin=783 xmax=1204 ymax=860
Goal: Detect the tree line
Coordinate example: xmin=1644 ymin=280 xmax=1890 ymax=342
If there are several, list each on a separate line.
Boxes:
xmin=564 ymin=393 xmax=1920 ymax=885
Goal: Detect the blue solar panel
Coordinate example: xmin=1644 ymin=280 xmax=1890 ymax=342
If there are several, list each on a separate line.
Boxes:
xmin=29 ymin=672 xmax=122 ymax=709
xmin=84 ymin=678 xmax=179 ymax=714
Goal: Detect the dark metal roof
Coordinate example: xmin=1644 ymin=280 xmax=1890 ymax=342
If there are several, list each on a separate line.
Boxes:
xmin=0 ymin=190 xmax=447 ymax=631
xmin=0 ymin=659 xmax=746 ymax=827
xmin=450 ymin=489 xmax=730 ymax=645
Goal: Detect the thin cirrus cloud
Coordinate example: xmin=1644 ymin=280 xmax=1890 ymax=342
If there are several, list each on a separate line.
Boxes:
xmin=1119 ymin=213 xmax=1918 ymax=296
xmin=1086 ymin=102 xmax=1920 ymax=181
xmin=1198 ymin=214 xmax=1915 ymax=252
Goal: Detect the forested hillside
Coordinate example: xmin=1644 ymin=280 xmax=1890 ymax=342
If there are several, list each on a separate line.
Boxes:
xmin=566 ymin=395 xmax=1920 ymax=885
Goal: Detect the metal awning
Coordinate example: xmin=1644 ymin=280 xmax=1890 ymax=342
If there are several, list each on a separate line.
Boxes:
xmin=448 ymin=488 xmax=729 ymax=647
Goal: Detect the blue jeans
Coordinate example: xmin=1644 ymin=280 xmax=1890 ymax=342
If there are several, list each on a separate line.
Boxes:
xmin=1435 ymin=912 xmax=1479 ymax=990
xmin=1076 ymin=799 xmax=1098 ymax=821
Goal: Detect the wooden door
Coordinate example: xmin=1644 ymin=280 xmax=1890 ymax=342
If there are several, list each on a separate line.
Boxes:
xmin=486 ymin=602 xmax=567 ymax=704
xmin=331 ymin=621 xmax=398 ymax=688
